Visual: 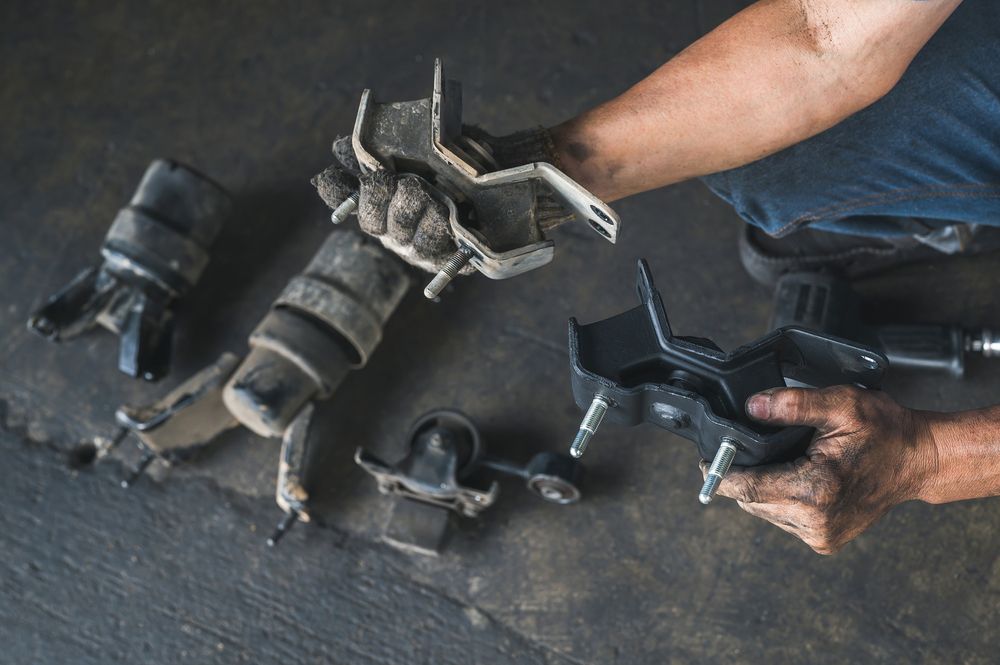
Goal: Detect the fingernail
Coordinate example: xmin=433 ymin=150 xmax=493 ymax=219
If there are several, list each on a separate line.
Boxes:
xmin=746 ymin=393 xmax=771 ymax=420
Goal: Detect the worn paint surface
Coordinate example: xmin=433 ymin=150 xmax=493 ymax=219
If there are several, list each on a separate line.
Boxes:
xmin=2 ymin=1 xmax=1000 ymax=663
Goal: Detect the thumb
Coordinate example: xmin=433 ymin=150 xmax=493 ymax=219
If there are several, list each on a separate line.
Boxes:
xmin=745 ymin=386 xmax=852 ymax=430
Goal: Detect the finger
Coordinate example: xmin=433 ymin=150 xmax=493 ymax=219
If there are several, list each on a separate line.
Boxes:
xmin=736 ymin=501 xmax=805 ymax=534
xmin=357 ymin=170 xmax=395 ymax=237
xmin=386 ymin=175 xmax=436 ymax=241
xmin=410 ymin=199 xmax=453 ymax=262
xmin=311 ymin=165 xmax=358 ymax=209
xmin=713 ymin=460 xmax=809 ymax=505
xmin=745 ymin=386 xmax=854 ymax=429
xmin=331 ymin=135 xmax=361 ymax=176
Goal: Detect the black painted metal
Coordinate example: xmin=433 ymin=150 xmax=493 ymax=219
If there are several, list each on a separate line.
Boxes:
xmin=569 ymin=260 xmax=888 ymax=465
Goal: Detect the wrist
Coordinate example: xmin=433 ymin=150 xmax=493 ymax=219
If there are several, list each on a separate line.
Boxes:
xmin=916 ymin=408 xmax=1000 ymax=504
xmin=908 ymin=410 xmax=945 ymax=503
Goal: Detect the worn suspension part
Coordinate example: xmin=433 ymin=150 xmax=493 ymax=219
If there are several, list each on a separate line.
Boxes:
xmin=351 ymin=59 xmax=620 ymax=300
xmin=356 ymin=409 xmax=583 ymax=555
xmin=566 ymin=261 xmax=887 ymax=503
xmin=27 ymin=159 xmax=232 ymax=381
xmin=113 ymin=230 xmax=410 ymax=544
xmin=771 ymin=271 xmax=1000 ymax=378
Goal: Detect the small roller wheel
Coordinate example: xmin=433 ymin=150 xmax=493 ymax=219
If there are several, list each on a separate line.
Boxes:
xmin=409 ymin=409 xmax=483 ymax=478
xmin=525 ymin=452 xmax=583 ymax=504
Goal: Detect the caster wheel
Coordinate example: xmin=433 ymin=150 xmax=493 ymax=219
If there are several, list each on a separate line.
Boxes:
xmin=409 ymin=409 xmax=483 ymax=479
xmin=525 ymin=452 xmax=582 ymax=504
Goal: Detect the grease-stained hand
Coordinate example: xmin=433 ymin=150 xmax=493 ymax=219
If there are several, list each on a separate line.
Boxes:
xmin=701 ymin=385 xmax=939 ymax=555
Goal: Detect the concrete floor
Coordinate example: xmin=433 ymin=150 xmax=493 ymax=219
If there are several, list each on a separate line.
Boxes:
xmin=3 ymin=1 xmax=1000 ymax=663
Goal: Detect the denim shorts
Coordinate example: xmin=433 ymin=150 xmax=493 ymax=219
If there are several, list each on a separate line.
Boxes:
xmin=701 ymin=0 xmax=1000 ymax=239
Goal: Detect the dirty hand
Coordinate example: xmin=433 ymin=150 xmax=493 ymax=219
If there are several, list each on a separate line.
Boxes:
xmin=311 ymin=129 xmax=572 ymax=274
xmin=703 ymin=385 xmax=938 ymax=555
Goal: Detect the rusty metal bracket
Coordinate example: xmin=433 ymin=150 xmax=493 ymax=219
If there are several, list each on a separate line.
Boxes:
xmin=352 ymin=59 xmax=620 ymax=295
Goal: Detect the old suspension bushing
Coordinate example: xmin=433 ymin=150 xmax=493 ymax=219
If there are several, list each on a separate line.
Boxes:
xmin=101 ymin=159 xmax=231 ymax=296
xmin=28 ymin=159 xmax=232 ymax=380
xmin=222 ymin=230 xmax=410 ymax=436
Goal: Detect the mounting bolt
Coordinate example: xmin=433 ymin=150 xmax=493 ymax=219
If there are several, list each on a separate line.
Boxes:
xmin=330 ymin=191 xmax=359 ymax=225
xmin=424 ymin=246 xmax=474 ymax=300
xmin=570 ymin=395 xmax=611 ymax=459
xmin=699 ymin=437 xmax=739 ymax=505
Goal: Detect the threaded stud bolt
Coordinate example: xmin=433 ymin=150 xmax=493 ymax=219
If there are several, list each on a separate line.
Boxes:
xmin=699 ymin=437 xmax=739 ymax=505
xmin=424 ymin=247 xmax=474 ymax=300
xmin=570 ymin=395 xmax=611 ymax=459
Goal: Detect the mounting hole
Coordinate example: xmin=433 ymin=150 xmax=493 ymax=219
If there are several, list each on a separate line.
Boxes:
xmin=859 ymin=354 xmax=880 ymax=371
xmin=527 ymin=475 xmax=581 ymax=504
xmin=67 ymin=442 xmax=97 ymax=469
xmin=589 ymin=204 xmax=614 ymax=225
xmin=525 ymin=452 xmax=583 ymax=504
xmin=588 ymin=219 xmax=612 ymax=238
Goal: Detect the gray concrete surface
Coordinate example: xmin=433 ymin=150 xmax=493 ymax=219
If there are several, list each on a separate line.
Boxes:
xmin=2 ymin=1 xmax=1000 ymax=663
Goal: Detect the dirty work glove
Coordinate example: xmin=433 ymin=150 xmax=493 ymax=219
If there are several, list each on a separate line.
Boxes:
xmin=311 ymin=129 xmax=573 ymax=274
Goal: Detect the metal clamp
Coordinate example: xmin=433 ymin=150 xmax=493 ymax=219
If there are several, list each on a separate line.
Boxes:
xmin=352 ymin=59 xmax=620 ymax=298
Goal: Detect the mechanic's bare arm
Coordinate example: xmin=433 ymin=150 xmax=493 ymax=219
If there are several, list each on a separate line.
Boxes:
xmin=704 ymin=386 xmax=1000 ymax=554
xmin=551 ymin=0 xmax=962 ymax=201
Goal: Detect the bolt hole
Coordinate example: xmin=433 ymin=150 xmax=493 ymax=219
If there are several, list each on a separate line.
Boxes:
xmin=587 ymin=219 xmax=612 ymax=238
xmin=67 ymin=442 xmax=98 ymax=469
xmin=589 ymin=204 xmax=614 ymax=225
xmin=859 ymin=355 xmax=880 ymax=371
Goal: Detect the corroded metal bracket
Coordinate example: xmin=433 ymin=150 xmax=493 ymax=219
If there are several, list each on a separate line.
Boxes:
xmin=352 ymin=59 xmax=619 ymax=285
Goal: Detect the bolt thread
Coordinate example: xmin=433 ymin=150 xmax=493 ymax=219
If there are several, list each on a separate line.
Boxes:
xmin=699 ymin=439 xmax=739 ymax=505
xmin=570 ymin=429 xmax=591 ymax=459
xmin=570 ymin=396 xmax=610 ymax=458
xmin=331 ymin=192 xmax=359 ymax=224
xmin=424 ymin=247 xmax=473 ymax=299
xmin=699 ymin=475 xmax=721 ymax=505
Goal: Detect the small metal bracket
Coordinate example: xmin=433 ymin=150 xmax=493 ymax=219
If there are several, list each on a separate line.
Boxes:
xmin=356 ymin=409 xmax=583 ymax=554
xmin=568 ymin=260 xmax=888 ymax=466
xmin=356 ymin=410 xmax=499 ymax=518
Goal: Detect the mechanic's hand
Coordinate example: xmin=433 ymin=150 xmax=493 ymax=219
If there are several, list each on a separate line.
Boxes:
xmin=702 ymin=385 xmax=938 ymax=555
xmin=311 ymin=129 xmax=572 ymax=274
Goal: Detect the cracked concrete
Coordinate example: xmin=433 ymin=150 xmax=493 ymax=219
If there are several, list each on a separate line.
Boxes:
xmin=3 ymin=0 xmax=1000 ymax=663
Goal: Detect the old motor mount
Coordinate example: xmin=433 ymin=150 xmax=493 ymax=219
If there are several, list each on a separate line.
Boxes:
xmin=567 ymin=260 xmax=887 ymax=502
xmin=112 ymin=230 xmax=410 ymax=545
xmin=27 ymin=159 xmax=232 ymax=381
xmin=771 ymin=271 xmax=1000 ymax=377
xmin=351 ymin=58 xmax=621 ymax=299
xmin=356 ymin=409 xmax=583 ymax=555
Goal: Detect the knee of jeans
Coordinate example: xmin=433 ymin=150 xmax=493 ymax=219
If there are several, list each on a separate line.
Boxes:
xmin=701 ymin=168 xmax=800 ymax=237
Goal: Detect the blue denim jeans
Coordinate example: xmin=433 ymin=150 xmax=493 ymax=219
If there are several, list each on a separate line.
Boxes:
xmin=701 ymin=1 xmax=1000 ymax=239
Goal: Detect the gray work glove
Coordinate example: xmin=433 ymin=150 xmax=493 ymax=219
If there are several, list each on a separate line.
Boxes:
xmin=311 ymin=128 xmax=573 ymax=274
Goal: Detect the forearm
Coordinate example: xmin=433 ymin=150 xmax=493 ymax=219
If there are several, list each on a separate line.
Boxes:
xmin=550 ymin=0 xmax=960 ymax=201
xmin=920 ymin=406 xmax=1000 ymax=504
